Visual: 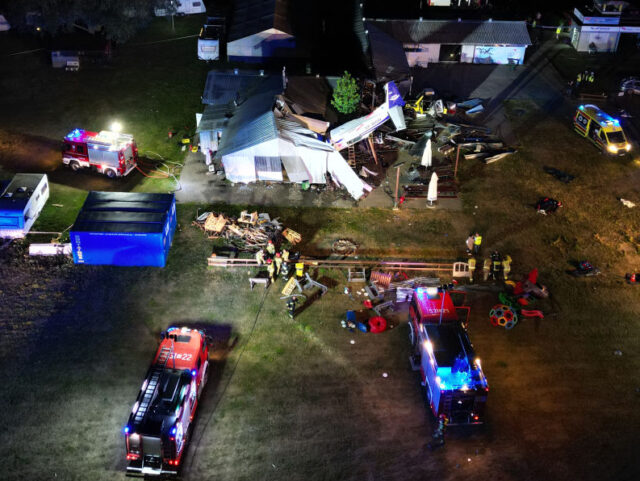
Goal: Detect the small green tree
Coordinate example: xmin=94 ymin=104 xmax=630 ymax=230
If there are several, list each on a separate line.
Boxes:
xmin=331 ymin=71 xmax=360 ymax=115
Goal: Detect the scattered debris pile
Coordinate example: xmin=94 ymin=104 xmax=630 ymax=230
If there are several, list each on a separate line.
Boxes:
xmin=193 ymin=210 xmax=300 ymax=251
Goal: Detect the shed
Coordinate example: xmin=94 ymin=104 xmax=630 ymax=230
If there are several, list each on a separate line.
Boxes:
xmin=227 ymin=0 xmax=297 ymax=60
xmin=366 ymin=19 xmax=531 ymax=66
xmin=0 ymin=173 xmax=49 ymax=239
xmin=70 ymin=192 xmax=177 ymax=267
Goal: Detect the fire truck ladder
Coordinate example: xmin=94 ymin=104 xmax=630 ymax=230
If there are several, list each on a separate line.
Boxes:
xmin=132 ymin=346 xmax=173 ymax=425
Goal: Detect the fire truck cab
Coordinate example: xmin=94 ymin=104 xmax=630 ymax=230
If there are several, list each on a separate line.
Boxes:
xmin=63 ymin=128 xmax=138 ymax=178
xmin=125 ymin=327 xmax=209 ymax=476
xmin=408 ymin=286 xmax=488 ymax=425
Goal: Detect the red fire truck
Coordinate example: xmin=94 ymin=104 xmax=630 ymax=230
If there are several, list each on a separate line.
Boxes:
xmin=408 ymin=286 xmax=488 ymax=425
xmin=62 ymin=128 xmax=138 ymax=178
xmin=124 ymin=327 xmax=209 ymax=476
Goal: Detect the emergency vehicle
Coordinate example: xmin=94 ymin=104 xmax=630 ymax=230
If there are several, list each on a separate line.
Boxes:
xmin=62 ymin=128 xmax=138 ymax=178
xmin=408 ymin=286 xmax=488 ymax=425
xmin=573 ymin=105 xmax=632 ymax=155
xmin=124 ymin=327 xmax=209 ymax=476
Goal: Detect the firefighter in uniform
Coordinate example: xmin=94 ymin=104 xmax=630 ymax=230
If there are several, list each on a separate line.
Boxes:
xmin=266 ymin=258 xmax=276 ymax=283
xmin=266 ymin=239 xmax=276 ymax=257
xmin=274 ymin=252 xmax=283 ymax=275
xmin=483 ymin=258 xmax=491 ymax=281
xmin=468 ymin=257 xmax=476 ymax=283
xmin=429 ymin=414 xmax=449 ymax=450
xmin=281 ymin=248 xmax=290 ymax=263
xmin=502 ymin=255 xmax=512 ymax=281
xmin=255 ymin=248 xmax=265 ymax=266
xmin=286 ymin=296 xmax=298 ymax=319
xmin=491 ymin=251 xmax=503 ymax=280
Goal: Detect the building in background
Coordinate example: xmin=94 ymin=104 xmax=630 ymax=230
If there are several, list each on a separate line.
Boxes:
xmin=365 ymin=19 xmax=531 ymax=67
xmin=570 ymin=1 xmax=640 ymax=53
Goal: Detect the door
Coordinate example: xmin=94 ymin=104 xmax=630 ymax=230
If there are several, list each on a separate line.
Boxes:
xmin=588 ymin=121 xmax=604 ymax=148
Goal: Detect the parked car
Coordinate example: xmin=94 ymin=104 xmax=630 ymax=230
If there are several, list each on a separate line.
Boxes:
xmin=620 ymin=77 xmax=640 ymax=95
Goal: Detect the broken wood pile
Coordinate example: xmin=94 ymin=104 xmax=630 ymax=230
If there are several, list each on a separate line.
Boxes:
xmin=193 ymin=210 xmax=300 ymax=251
xmin=435 ymin=121 xmax=516 ymax=164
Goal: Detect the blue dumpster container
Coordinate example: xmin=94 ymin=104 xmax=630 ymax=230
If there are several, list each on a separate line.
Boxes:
xmin=70 ymin=191 xmax=177 ymax=267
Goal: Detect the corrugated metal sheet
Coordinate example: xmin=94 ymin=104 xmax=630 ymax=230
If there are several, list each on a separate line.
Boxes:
xmin=228 ymin=0 xmax=292 ymax=42
xmin=216 ymin=76 xmax=282 ymax=157
xmin=197 ymin=104 xmax=231 ymax=133
xmin=367 ymin=19 xmax=532 ymax=46
xmin=202 ymin=70 xmax=270 ymax=106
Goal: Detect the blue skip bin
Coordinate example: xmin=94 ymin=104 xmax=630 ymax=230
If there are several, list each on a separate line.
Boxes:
xmin=70 ymin=191 xmax=177 ymax=267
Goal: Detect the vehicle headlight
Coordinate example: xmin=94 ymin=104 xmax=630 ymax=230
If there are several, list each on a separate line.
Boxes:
xmin=626 ymin=144 xmax=632 ymax=151
xmin=607 ymin=145 xmax=617 ymax=153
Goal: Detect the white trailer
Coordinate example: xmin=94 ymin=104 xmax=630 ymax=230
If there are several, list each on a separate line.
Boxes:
xmin=155 ymin=0 xmax=206 ymax=16
xmin=0 ymin=173 xmax=49 ymax=239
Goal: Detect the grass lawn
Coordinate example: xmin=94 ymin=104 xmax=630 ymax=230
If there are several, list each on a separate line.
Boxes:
xmin=1 ymin=19 xmax=640 ymax=481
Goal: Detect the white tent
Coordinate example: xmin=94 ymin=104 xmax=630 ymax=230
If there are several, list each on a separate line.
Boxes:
xmin=220 ymin=118 xmax=371 ymax=200
xmin=421 ymin=138 xmax=432 ymax=167
xmin=0 ymin=15 xmax=10 ymax=31
xmin=427 ymin=172 xmax=438 ymax=206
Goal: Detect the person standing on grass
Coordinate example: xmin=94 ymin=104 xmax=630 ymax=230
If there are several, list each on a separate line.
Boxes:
xmin=473 ymin=232 xmax=482 ymax=255
xmin=267 ymin=258 xmax=275 ymax=283
xmin=255 ymin=248 xmax=265 ymax=266
xmin=266 ymin=239 xmax=276 ymax=257
xmin=466 ymin=234 xmax=475 ymax=255
xmin=274 ymin=252 xmax=283 ymax=275
xmin=286 ymin=296 xmax=298 ymax=319
xmin=429 ymin=414 xmax=449 ymax=450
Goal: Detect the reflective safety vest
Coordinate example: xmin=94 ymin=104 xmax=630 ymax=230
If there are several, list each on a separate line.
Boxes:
xmin=474 ymin=235 xmax=482 ymax=246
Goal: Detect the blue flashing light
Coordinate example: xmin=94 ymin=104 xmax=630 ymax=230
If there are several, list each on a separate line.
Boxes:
xmin=171 ymin=427 xmax=177 ymax=435
xmin=124 ymin=426 xmax=130 ymax=434
xmin=191 ymin=369 xmax=197 ymax=377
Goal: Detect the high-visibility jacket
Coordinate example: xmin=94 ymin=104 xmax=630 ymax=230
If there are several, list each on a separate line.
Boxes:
xmin=474 ymin=235 xmax=482 ymax=246
xmin=274 ymin=256 xmax=283 ymax=273
xmin=267 ymin=263 xmax=275 ymax=278
xmin=576 ymin=73 xmax=583 ymax=82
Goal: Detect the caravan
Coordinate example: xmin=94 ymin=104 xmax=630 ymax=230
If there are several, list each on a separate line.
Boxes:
xmin=155 ymin=1 xmax=206 ymax=16
xmin=0 ymin=174 xmax=49 ymax=239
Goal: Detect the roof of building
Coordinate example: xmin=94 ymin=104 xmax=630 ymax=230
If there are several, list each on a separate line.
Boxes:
xmin=228 ymin=0 xmax=292 ymax=42
xmin=202 ymin=70 xmax=272 ymax=106
xmin=0 ymin=174 xmax=47 ymax=214
xmin=197 ymin=104 xmax=232 ymax=133
xmin=366 ymin=22 xmax=410 ymax=83
xmin=366 ymin=19 xmax=532 ymax=46
xmin=71 ymin=192 xmax=174 ymax=234
xmin=216 ymin=76 xmax=282 ymax=157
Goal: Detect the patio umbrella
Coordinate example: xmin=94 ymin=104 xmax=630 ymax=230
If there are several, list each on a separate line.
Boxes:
xmin=427 ymin=172 xmax=438 ymax=207
xmin=421 ymin=138 xmax=432 ymax=168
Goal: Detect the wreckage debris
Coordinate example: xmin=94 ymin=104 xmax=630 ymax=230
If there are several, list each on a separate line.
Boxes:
xmin=332 ymin=239 xmax=358 ymax=256
xmin=194 ymin=210 xmax=298 ymax=251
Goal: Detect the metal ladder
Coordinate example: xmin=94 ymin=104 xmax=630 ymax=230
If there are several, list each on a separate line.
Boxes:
xmin=133 ymin=367 xmax=163 ymax=425
xmin=132 ymin=346 xmax=173 ymax=425
xmin=155 ymin=346 xmax=172 ymax=367
xmin=347 ymin=145 xmax=356 ymax=167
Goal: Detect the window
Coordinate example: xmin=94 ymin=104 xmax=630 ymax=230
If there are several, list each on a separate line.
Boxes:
xmin=606 ymin=130 xmax=625 ymax=144
xmin=193 ymin=1 xmax=202 ymax=5
xmin=63 ymin=143 xmax=72 ymax=151
xmin=76 ymin=145 xmax=85 ymax=154
xmin=41 ymin=183 xmax=47 ymax=195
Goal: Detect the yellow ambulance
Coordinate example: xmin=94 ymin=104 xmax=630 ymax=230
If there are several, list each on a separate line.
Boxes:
xmin=573 ymin=104 xmax=632 ymax=155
